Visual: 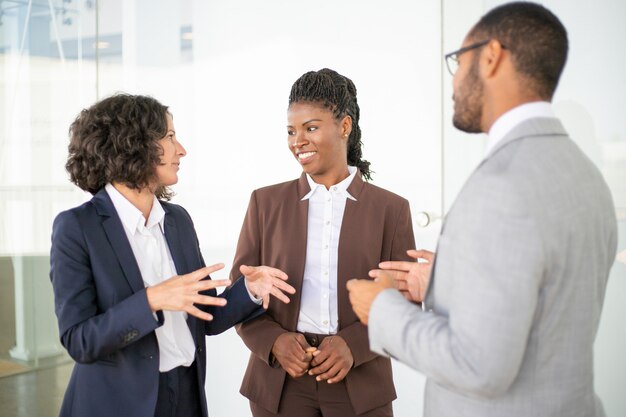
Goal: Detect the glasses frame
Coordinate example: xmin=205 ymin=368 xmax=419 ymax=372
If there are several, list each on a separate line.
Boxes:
xmin=444 ymin=40 xmax=490 ymax=76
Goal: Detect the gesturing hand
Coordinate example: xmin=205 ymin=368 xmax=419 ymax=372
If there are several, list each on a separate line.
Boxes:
xmin=146 ymin=263 xmax=231 ymax=322
xmin=369 ymin=249 xmax=434 ymax=303
xmin=271 ymin=333 xmax=314 ymax=378
xmin=241 ymin=265 xmax=296 ymax=309
xmin=308 ymin=336 xmax=354 ymax=384
xmin=346 ymin=278 xmax=394 ymax=325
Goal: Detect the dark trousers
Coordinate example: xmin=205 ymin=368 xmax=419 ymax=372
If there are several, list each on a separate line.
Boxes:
xmin=251 ymin=332 xmax=393 ymax=417
xmin=154 ymin=362 xmax=203 ymax=417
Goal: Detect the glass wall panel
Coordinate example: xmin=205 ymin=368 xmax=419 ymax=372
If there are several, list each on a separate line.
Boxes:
xmin=0 ymin=0 xmax=96 ymax=375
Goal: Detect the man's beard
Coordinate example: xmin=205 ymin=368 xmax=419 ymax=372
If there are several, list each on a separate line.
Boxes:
xmin=452 ymin=59 xmax=484 ymax=133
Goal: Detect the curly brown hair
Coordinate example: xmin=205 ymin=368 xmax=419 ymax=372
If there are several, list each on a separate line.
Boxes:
xmin=66 ymin=93 xmax=174 ymax=199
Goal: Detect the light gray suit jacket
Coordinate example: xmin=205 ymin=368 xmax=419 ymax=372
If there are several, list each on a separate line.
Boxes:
xmin=369 ymin=117 xmax=617 ymax=417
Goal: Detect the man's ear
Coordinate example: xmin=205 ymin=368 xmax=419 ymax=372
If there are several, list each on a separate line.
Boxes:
xmin=482 ymin=39 xmax=507 ymax=79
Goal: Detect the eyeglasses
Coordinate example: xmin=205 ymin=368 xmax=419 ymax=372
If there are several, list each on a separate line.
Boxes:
xmin=444 ymin=40 xmax=490 ymax=76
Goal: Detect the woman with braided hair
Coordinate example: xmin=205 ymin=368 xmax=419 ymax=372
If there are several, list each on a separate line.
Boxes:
xmin=231 ymin=68 xmax=416 ymax=417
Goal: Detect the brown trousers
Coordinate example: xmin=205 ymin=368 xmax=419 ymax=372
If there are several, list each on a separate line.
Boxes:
xmin=249 ymin=372 xmax=393 ymax=417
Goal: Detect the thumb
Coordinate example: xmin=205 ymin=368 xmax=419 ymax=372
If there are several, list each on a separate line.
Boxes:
xmin=295 ymin=333 xmax=312 ymax=350
xmin=239 ymin=265 xmax=255 ymax=275
xmin=408 ymin=249 xmax=434 ymax=262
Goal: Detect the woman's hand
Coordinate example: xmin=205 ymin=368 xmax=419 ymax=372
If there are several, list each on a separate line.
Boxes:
xmin=146 ymin=263 xmax=231 ymax=321
xmin=308 ymin=336 xmax=354 ymax=384
xmin=271 ymin=332 xmax=314 ymax=378
xmin=241 ymin=265 xmax=296 ymax=309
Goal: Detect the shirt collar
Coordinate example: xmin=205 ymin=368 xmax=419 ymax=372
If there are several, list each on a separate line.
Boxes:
xmin=486 ymin=101 xmax=554 ymax=157
xmin=105 ymin=183 xmax=165 ymax=235
xmin=302 ymin=166 xmax=358 ymax=201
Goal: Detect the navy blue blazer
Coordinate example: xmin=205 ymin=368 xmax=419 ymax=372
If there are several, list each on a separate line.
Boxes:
xmin=50 ymin=188 xmax=262 ymax=417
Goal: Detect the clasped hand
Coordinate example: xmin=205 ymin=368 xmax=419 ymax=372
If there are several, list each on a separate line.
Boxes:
xmin=271 ymin=333 xmax=353 ymax=384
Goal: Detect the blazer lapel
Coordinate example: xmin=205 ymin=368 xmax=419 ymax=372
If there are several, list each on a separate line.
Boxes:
xmin=337 ymin=173 xmax=366 ymax=326
xmin=284 ymin=174 xmax=310 ymax=330
xmin=161 ymin=207 xmax=196 ymax=334
xmin=92 ymin=189 xmax=145 ymax=294
xmin=162 ymin=208 xmax=189 ymax=277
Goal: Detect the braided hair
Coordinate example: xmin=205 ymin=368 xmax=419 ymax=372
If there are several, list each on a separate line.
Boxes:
xmin=288 ymin=68 xmax=372 ymax=181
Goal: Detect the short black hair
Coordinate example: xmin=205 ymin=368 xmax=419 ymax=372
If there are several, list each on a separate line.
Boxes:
xmin=288 ymin=68 xmax=372 ymax=181
xmin=470 ymin=2 xmax=568 ymax=99
xmin=66 ymin=93 xmax=173 ymax=199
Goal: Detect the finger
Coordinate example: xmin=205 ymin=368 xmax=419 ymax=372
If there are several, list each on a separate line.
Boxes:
xmin=377 ymin=260 xmax=414 ymax=272
xmin=288 ymin=345 xmax=312 ymax=364
xmin=187 ymin=264 xmax=225 ymax=281
xmin=407 ymin=249 xmax=434 ymax=262
xmin=373 ymin=274 xmax=396 ymax=288
xmin=267 ymin=267 xmax=288 ymax=280
xmin=269 ymin=286 xmax=291 ymax=304
xmin=401 ymin=290 xmax=413 ymax=301
xmin=196 ymin=279 xmax=232 ymax=291
xmin=286 ymin=366 xmax=302 ymax=378
xmin=369 ymin=269 xmax=402 ymax=281
xmin=262 ymin=295 xmax=269 ymax=310
xmin=288 ymin=355 xmax=311 ymax=370
xmin=239 ymin=264 xmax=255 ymax=275
xmin=309 ymin=358 xmax=333 ymax=376
xmin=346 ymin=279 xmax=364 ymax=291
xmin=194 ymin=294 xmax=228 ymax=307
xmin=396 ymin=281 xmax=408 ymax=291
xmin=186 ymin=305 xmax=213 ymax=321
xmin=272 ymin=279 xmax=296 ymax=294
xmin=286 ymin=357 xmax=309 ymax=372
xmin=309 ymin=348 xmax=330 ymax=368
xmin=327 ymin=367 xmax=349 ymax=384
xmin=291 ymin=367 xmax=308 ymax=378
xmin=295 ymin=334 xmax=312 ymax=351
xmin=316 ymin=363 xmax=341 ymax=382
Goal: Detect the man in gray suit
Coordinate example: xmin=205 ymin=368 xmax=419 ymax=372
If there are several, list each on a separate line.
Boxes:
xmin=347 ymin=2 xmax=617 ymax=417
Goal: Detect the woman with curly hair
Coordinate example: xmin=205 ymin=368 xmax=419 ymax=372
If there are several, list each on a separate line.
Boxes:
xmin=50 ymin=93 xmax=294 ymax=417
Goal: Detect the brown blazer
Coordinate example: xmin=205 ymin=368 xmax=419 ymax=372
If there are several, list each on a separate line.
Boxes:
xmin=230 ymin=172 xmax=415 ymax=415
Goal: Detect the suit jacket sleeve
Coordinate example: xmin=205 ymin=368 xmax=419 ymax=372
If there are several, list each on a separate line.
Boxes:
xmin=50 ymin=210 xmax=162 ymax=364
xmin=368 ymin=178 xmax=543 ymax=399
xmin=231 ymin=191 xmax=288 ymax=365
xmin=339 ymin=198 xmax=416 ymax=367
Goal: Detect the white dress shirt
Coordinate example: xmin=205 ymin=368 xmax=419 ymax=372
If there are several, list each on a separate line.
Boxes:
xmin=297 ymin=166 xmax=357 ymax=335
xmin=486 ymin=101 xmax=555 ymax=157
xmin=105 ymin=184 xmax=196 ymax=372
